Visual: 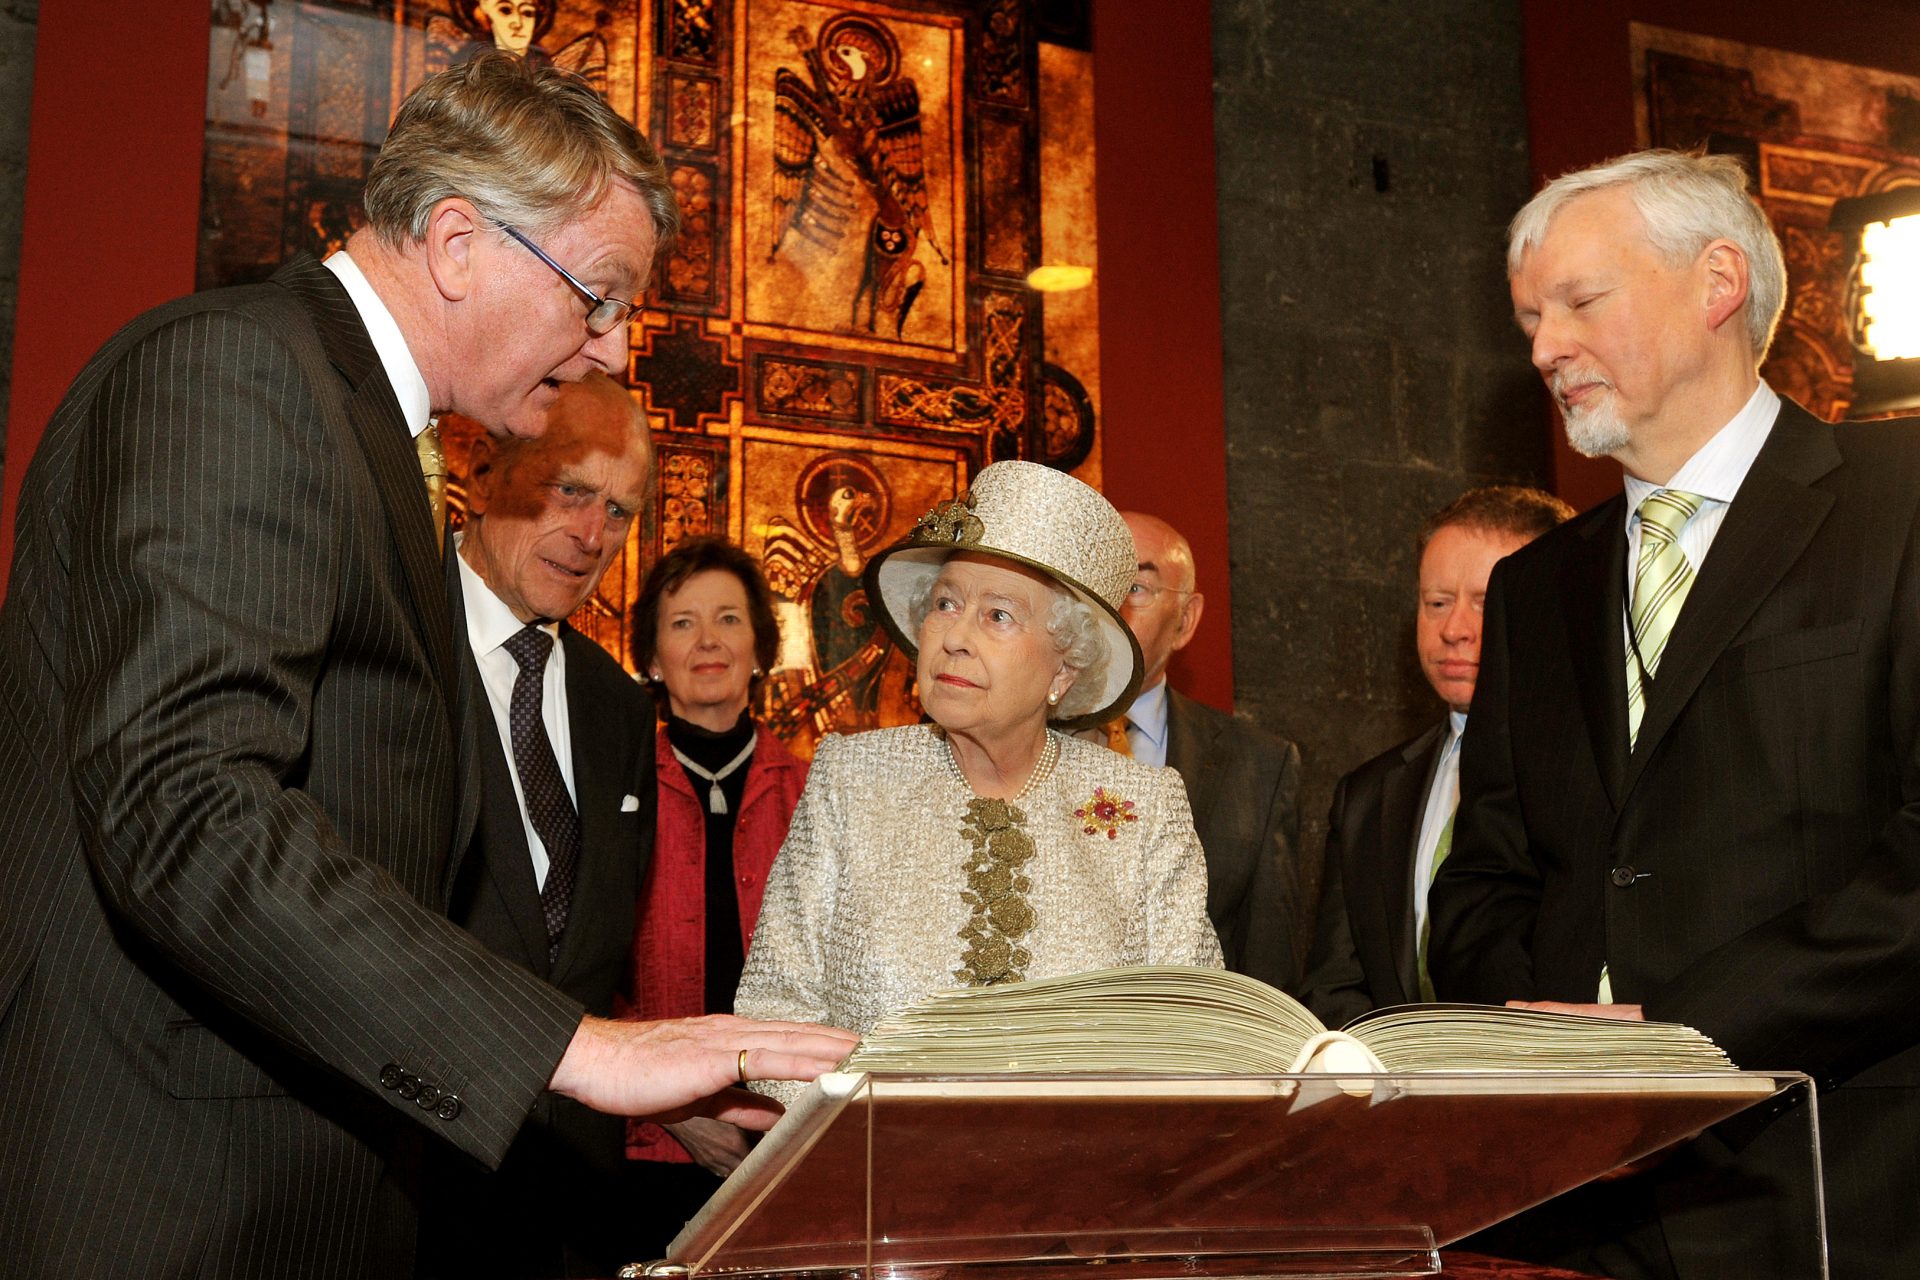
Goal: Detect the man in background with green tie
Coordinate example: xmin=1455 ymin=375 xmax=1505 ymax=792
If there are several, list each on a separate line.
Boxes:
xmin=1430 ymin=149 xmax=1920 ymax=1279
xmin=1300 ymin=485 xmax=1568 ymax=1025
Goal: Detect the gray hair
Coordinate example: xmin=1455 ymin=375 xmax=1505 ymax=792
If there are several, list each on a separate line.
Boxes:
xmin=905 ymin=568 xmax=1111 ymax=723
xmin=362 ymin=53 xmax=678 ymax=265
xmin=1507 ymin=149 xmax=1785 ymax=364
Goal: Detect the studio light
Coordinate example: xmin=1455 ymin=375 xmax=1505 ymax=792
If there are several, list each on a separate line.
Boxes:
xmin=1830 ymin=187 xmax=1920 ymax=416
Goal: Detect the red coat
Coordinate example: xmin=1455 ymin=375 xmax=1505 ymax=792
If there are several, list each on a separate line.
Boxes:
xmin=625 ymin=722 xmax=807 ymax=1161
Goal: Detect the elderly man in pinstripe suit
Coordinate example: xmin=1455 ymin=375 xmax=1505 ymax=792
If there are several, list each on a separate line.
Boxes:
xmin=0 ymin=54 xmax=850 ymax=1279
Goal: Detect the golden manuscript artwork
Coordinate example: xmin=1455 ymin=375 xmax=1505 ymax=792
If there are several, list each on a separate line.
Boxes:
xmin=199 ymin=0 xmax=1102 ymax=757
xmin=1632 ymin=24 xmax=1920 ymax=420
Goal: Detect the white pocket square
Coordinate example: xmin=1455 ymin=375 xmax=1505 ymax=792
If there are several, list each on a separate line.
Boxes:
xmin=620 ymin=794 xmax=641 ymax=812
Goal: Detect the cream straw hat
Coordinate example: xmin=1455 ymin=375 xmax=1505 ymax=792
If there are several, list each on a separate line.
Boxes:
xmin=863 ymin=460 xmax=1143 ymax=729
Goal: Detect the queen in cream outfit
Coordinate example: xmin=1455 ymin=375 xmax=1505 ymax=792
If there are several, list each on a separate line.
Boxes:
xmin=736 ymin=461 xmax=1221 ymax=1101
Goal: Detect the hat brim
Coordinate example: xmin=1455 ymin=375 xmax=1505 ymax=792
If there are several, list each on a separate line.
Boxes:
xmin=862 ymin=541 xmax=1144 ymax=732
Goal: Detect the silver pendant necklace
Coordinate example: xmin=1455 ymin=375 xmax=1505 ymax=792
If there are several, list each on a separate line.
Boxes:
xmin=673 ymin=735 xmax=758 ymax=814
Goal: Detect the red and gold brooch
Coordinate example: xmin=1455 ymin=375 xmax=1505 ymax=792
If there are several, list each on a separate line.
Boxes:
xmin=1075 ymin=786 xmax=1138 ymax=840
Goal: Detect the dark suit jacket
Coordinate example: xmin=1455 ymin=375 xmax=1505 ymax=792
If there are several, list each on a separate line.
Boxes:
xmin=1299 ymin=722 xmax=1446 ymax=1025
xmin=1164 ymin=688 xmax=1303 ymax=990
xmin=0 ymin=259 xmax=584 ymax=1277
xmin=423 ymin=579 xmax=657 ymax=1278
xmin=1429 ymin=399 xmax=1920 ymax=1279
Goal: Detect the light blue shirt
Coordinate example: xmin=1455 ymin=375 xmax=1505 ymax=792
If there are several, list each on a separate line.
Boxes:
xmin=1123 ymin=678 xmax=1171 ymax=769
xmin=1412 ymin=710 xmax=1467 ymax=940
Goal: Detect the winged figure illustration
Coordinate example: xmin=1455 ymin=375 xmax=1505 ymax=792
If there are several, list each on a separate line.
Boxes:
xmin=769 ymin=15 xmax=949 ymax=337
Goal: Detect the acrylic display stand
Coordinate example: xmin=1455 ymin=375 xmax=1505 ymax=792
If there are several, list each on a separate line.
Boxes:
xmin=626 ymin=1069 xmax=1822 ymax=1280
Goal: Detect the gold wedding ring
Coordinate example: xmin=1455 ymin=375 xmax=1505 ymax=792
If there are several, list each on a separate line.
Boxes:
xmin=737 ymin=1048 xmax=750 ymax=1084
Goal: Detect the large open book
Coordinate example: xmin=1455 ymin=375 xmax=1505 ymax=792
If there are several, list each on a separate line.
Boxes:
xmin=842 ymin=965 xmax=1740 ymax=1077
xmin=650 ymin=968 xmax=1805 ymax=1279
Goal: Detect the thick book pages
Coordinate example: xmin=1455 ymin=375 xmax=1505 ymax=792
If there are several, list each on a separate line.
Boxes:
xmin=653 ymin=968 xmax=1797 ymax=1279
xmin=840 ymin=965 xmax=1739 ymax=1076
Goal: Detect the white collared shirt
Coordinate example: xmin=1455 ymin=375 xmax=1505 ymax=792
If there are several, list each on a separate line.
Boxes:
xmin=322 ymin=250 xmax=434 ymax=441
xmin=455 ymin=535 xmax=575 ymax=889
xmin=1411 ymin=711 xmax=1467 ymax=941
xmin=1622 ymin=380 xmax=1779 ymax=573
xmin=1123 ymin=678 xmax=1172 ymax=769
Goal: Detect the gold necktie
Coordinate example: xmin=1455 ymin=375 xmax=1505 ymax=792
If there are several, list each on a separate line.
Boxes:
xmin=1101 ymin=717 xmax=1133 ymax=758
xmin=416 ymin=419 xmax=447 ymax=552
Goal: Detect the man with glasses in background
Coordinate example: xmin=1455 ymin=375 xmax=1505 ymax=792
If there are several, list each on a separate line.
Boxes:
xmin=0 ymin=53 xmax=849 ymax=1279
xmin=1089 ymin=511 xmax=1304 ymax=990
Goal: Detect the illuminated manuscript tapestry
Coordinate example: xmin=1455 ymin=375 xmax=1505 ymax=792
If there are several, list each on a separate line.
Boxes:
xmin=1632 ymin=24 xmax=1920 ymax=420
xmin=199 ymin=0 xmax=1100 ymax=757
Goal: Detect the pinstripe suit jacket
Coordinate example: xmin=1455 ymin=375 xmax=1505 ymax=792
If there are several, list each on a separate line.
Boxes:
xmin=0 ymin=258 xmax=584 ymax=1278
xmin=1429 ymin=401 xmax=1920 ymax=1278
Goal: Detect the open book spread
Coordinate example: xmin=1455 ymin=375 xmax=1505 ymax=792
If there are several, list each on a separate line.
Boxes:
xmin=840 ymin=965 xmax=1740 ymax=1076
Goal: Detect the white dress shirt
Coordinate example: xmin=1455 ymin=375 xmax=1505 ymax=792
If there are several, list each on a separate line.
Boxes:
xmin=1123 ymin=678 xmax=1172 ymax=769
xmin=1411 ymin=710 xmax=1466 ymax=941
xmin=455 ymin=537 xmax=575 ymax=889
xmin=1622 ymin=380 xmax=1778 ymax=578
xmin=322 ymin=250 xmax=433 ymax=441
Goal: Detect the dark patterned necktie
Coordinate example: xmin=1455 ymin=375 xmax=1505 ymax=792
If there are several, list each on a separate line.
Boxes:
xmin=502 ymin=625 xmax=580 ymax=961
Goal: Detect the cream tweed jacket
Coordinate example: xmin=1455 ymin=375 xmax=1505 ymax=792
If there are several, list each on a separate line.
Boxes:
xmin=736 ymin=724 xmax=1223 ymax=1103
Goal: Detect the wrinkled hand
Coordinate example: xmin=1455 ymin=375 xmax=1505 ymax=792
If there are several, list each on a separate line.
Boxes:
xmin=548 ymin=1013 xmax=857 ymax=1128
xmin=1505 ymin=1000 xmax=1645 ymax=1022
xmin=668 ymin=1115 xmax=754 ymax=1176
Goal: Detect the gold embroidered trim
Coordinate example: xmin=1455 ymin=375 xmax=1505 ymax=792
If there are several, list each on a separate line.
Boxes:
xmin=955 ymin=798 xmax=1036 ymax=985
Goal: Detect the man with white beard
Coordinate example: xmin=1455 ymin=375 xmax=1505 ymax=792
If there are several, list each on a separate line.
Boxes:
xmin=1430 ymin=149 xmax=1920 ymax=1278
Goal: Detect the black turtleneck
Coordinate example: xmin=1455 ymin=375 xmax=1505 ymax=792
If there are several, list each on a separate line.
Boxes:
xmin=666 ymin=709 xmax=755 ymax=1014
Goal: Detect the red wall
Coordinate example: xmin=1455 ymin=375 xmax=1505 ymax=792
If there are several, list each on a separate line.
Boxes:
xmin=3 ymin=2 xmax=213 ymax=582
xmin=1090 ymin=8 xmax=1233 ymax=712
xmin=4 ymin=1 xmax=1234 ymax=709
xmin=1521 ymin=0 xmax=1920 ymax=511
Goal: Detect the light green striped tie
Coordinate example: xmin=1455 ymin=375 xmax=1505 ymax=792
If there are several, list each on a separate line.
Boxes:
xmin=1602 ymin=489 xmax=1702 ymax=1005
xmin=1626 ymin=489 xmax=1704 ymax=748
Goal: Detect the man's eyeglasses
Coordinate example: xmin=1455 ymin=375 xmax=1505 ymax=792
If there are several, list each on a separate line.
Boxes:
xmin=1122 ymin=579 xmax=1194 ymax=608
xmin=497 ymin=223 xmax=636 ymax=337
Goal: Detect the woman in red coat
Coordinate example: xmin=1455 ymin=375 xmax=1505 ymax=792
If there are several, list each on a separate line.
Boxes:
xmin=624 ymin=535 xmax=808 ymax=1256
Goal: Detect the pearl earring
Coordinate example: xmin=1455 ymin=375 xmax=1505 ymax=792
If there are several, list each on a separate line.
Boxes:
xmin=752 ymin=665 xmax=763 ymax=678
xmin=1047 ymin=690 xmax=1060 ymax=705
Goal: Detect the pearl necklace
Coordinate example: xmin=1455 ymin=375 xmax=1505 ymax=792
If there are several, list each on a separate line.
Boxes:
xmin=944 ymin=729 xmax=1060 ymax=801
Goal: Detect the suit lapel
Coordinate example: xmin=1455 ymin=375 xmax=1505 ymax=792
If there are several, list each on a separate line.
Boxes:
xmin=470 ymin=672 xmax=551 ymax=978
xmin=1378 ymin=724 xmax=1445 ymax=1002
xmin=555 ymin=628 xmax=624 ymax=982
xmin=1622 ymin=405 xmax=1839 ymax=797
xmin=1164 ymin=690 xmax=1223 ymax=824
xmin=439 ymin=545 xmax=484 ymax=900
xmin=280 ymin=259 xmax=459 ymax=723
xmin=1560 ymin=500 xmax=1631 ymax=809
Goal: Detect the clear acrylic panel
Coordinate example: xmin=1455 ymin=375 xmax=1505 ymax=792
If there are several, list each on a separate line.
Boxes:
xmin=641 ymin=1070 xmax=1821 ymax=1280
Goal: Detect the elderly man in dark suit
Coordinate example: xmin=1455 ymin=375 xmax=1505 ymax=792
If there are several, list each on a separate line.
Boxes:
xmin=1430 ymin=148 xmax=1920 ymax=1278
xmin=0 ymin=55 xmax=849 ymax=1278
xmin=1299 ymin=485 xmax=1569 ymax=1025
xmin=1098 ymin=511 xmax=1302 ymax=989
xmin=419 ymin=373 xmax=658 ymax=1278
